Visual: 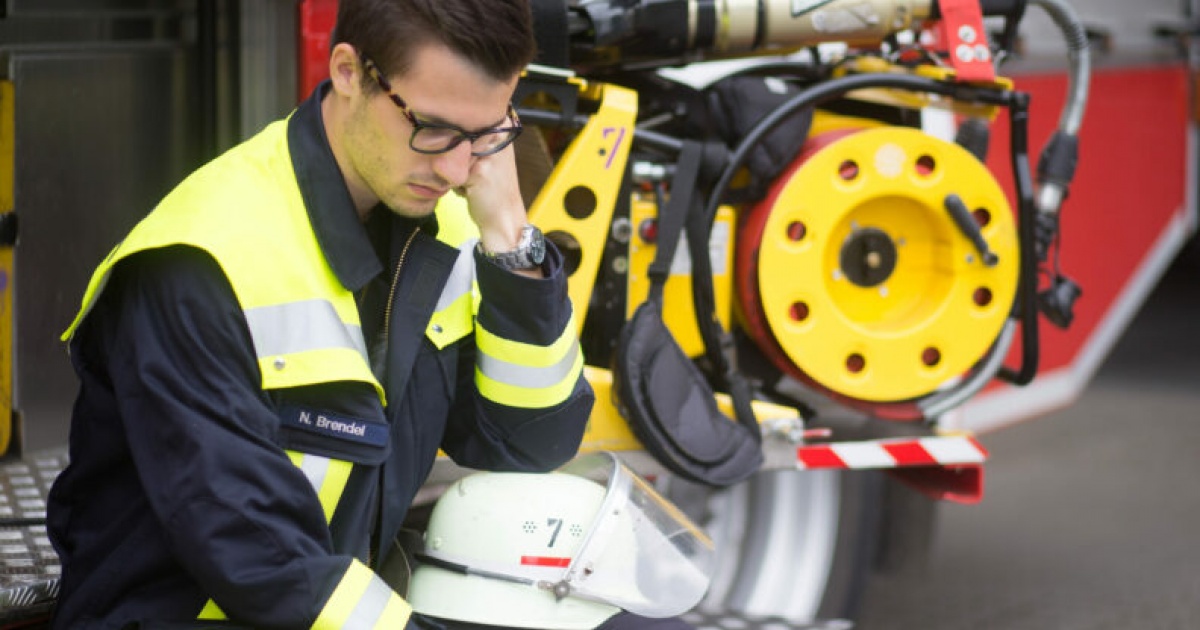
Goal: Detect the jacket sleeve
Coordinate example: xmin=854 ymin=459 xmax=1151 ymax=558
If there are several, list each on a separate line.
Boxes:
xmin=90 ymin=247 xmax=411 ymax=628
xmin=440 ymin=242 xmax=594 ymax=472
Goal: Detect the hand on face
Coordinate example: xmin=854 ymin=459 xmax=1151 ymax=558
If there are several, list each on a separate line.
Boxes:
xmin=456 ymin=143 xmax=529 ymax=255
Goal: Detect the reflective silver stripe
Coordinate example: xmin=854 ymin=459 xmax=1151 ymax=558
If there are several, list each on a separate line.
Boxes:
xmin=297 ymin=454 xmax=330 ymax=495
xmin=477 ymin=342 xmax=581 ymax=389
xmin=243 ymin=299 xmax=368 ymax=360
xmin=434 ymin=241 xmax=477 ymax=312
xmin=342 ymin=575 xmax=394 ymax=628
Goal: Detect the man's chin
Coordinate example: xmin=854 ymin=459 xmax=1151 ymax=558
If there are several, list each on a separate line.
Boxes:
xmin=386 ymin=198 xmax=439 ymax=219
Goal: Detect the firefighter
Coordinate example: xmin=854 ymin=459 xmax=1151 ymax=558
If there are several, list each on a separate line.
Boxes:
xmin=46 ymin=0 xmax=597 ymax=627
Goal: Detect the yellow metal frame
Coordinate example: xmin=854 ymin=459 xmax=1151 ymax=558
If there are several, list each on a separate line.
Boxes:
xmin=833 ymin=57 xmax=1015 ymax=121
xmin=520 ymin=64 xmax=1020 ymax=452
xmin=526 ymin=81 xmax=638 ymax=334
xmin=0 ymin=81 xmax=13 ymax=455
xmin=578 ymin=366 xmax=798 ymax=454
xmin=523 ymin=80 xmax=798 ymax=454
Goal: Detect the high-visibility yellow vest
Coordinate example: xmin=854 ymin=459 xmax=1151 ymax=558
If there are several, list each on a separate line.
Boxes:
xmin=63 ymin=120 xmax=483 ymax=403
xmin=60 ymin=117 xmax=467 ymax=628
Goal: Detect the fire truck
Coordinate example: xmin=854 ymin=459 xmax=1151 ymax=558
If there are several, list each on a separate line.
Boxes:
xmin=0 ymin=0 xmax=1194 ymax=626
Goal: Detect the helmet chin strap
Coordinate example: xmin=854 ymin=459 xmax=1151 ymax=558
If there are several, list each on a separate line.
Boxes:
xmin=416 ymin=551 xmax=578 ymax=600
xmin=415 ymin=552 xmax=537 ymax=586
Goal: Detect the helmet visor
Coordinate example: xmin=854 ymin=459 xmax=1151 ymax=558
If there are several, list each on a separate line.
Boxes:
xmin=559 ymin=453 xmax=715 ymax=618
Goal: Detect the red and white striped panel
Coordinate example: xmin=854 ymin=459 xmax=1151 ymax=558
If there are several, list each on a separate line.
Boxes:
xmin=796 ymin=435 xmax=988 ymax=470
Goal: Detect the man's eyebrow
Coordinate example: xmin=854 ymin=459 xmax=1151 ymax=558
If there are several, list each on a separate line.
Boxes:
xmin=411 ymin=108 xmax=510 ymax=133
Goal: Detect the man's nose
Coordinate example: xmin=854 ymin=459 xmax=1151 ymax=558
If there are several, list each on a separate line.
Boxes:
xmin=432 ymin=141 xmax=475 ymax=188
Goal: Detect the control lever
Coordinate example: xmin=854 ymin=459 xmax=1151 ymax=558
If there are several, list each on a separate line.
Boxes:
xmin=944 ymin=194 xmax=998 ymax=267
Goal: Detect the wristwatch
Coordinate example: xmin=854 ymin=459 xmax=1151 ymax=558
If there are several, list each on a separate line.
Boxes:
xmin=480 ymin=224 xmax=546 ymax=271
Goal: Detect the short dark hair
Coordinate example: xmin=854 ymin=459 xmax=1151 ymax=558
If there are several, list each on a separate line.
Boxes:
xmin=333 ymin=0 xmax=537 ymax=90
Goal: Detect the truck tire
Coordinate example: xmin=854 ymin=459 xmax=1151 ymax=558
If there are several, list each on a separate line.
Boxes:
xmin=676 ymin=469 xmax=885 ymax=624
xmin=873 ymin=473 xmax=939 ymax=576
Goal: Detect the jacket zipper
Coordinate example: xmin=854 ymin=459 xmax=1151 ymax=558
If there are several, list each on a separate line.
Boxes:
xmin=381 ymin=226 xmax=421 ymax=358
xmin=369 ymin=225 xmax=419 ymax=569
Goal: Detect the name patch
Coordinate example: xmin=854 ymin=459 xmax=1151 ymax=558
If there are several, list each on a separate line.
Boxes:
xmin=279 ymin=406 xmax=389 ymax=448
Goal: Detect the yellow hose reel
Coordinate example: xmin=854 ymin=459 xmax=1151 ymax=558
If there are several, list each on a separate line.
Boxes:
xmin=737 ymin=126 xmax=1019 ymax=405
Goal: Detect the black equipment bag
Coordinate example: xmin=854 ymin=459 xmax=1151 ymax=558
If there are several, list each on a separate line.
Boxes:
xmin=707 ymin=74 xmax=814 ymax=202
xmin=612 ymin=141 xmax=764 ymax=487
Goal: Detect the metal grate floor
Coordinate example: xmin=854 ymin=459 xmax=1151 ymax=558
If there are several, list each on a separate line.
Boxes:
xmin=0 ymin=450 xmax=66 ymax=621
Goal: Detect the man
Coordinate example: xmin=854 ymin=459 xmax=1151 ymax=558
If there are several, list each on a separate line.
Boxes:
xmin=47 ymin=0 xmax=593 ymax=627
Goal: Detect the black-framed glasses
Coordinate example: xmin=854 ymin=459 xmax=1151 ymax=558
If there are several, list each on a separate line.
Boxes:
xmin=362 ymin=57 xmax=522 ymax=157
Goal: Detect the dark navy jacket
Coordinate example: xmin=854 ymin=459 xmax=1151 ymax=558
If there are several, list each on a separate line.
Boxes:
xmin=46 ymin=83 xmax=593 ymax=629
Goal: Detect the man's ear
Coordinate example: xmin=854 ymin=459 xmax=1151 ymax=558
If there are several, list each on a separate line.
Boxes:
xmin=328 ymin=42 xmax=363 ymax=98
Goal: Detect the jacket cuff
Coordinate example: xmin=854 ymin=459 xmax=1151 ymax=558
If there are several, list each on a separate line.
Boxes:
xmin=313 ymin=559 xmax=411 ymax=629
xmin=474 ymin=240 xmax=572 ymax=347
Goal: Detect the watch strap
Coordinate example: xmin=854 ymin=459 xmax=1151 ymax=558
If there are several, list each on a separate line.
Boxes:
xmin=480 ymin=224 xmax=545 ymax=271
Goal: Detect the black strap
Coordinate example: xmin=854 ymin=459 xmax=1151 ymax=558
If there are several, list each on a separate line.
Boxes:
xmin=614 ymin=140 xmax=764 ymax=486
xmin=647 ymin=140 xmax=706 ymax=298
xmin=649 ymin=141 xmax=763 ymax=443
xmin=685 ymin=161 xmax=762 ymax=442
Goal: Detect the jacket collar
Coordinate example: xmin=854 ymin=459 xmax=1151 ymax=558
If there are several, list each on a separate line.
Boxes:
xmin=287 ymin=80 xmax=441 ymax=292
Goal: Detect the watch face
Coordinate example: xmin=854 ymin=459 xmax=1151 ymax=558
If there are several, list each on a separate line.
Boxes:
xmin=528 ymin=227 xmax=546 ymax=265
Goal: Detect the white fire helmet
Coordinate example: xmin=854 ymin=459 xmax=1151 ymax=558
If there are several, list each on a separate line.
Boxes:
xmin=407 ymin=452 xmax=715 ymax=629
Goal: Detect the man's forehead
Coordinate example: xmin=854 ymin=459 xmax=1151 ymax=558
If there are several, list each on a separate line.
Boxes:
xmin=390 ymin=48 xmax=517 ymax=128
